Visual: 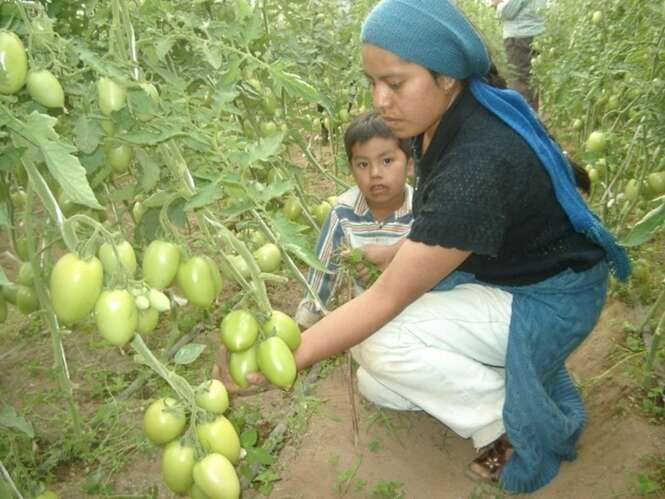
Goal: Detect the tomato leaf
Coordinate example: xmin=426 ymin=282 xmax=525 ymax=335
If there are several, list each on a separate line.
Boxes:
xmin=0 ymin=406 xmax=34 ymax=438
xmin=15 ymin=112 xmax=102 ymax=210
xmin=119 ymin=128 xmax=183 ymax=146
xmin=0 ymin=204 xmax=8 ymax=229
xmin=247 ymin=133 xmax=285 ymax=163
xmin=240 ymin=429 xmax=258 ymax=448
xmin=270 ymin=212 xmax=328 ymax=273
xmin=136 ymin=149 xmax=161 ymax=192
xmin=246 ymin=447 xmax=275 ymax=466
xmin=269 ymin=66 xmax=320 ymax=104
xmin=174 ymin=343 xmax=207 ymax=365
xmin=620 ymin=200 xmax=665 ymax=247
xmin=73 ymin=116 xmax=104 ymax=154
xmin=185 ymin=181 xmax=225 ymax=210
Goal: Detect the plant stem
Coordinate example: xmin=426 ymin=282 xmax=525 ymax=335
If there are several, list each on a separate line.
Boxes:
xmin=644 ymin=309 xmax=665 ymax=389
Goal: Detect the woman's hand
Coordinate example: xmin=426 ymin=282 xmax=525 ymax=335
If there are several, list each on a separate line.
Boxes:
xmin=211 ymin=345 xmax=270 ymax=395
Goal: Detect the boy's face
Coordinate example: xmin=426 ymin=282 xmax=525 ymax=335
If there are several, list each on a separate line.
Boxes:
xmin=350 ymin=137 xmax=413 ymax=212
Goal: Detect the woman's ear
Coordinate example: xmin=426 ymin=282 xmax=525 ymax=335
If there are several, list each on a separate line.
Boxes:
xmin=436 ymin=75 xmax=459 ymax=93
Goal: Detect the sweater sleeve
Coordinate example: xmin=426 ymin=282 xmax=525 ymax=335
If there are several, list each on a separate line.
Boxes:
xmin=409 ymin=148 xmax=513 ymax=258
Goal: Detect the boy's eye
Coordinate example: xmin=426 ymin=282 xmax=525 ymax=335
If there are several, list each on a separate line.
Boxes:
xmin=387 ymin=80 xmax=401 ymax=89
xmin=383 ymin=157 xmax=394 ymax=165
xmin=355 ymin=161 xmax=368 ymax=169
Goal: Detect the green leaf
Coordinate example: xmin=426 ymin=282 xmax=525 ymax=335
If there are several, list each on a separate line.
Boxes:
xmin=270 ymin=212 xmax=328 ymax=273
xmin=247 ymin=133 xmax=285 ymax=163
xmin=185 ymin=181 xmax=225 ymax=210
xmin=240 ymin=429 xmax=258 ymax=448
xmin=0 ymin=203 xmax=8 ymax=229
xmin=270 ymin=67 xmax=321 ymax=104
xmin=108 ymin=184 xmax=136 ymax=203
xmin=174 ymin=343 xmax=207 ymax=365
xmin=136 ymin=149 xmax=161 ymax=192
xmin=220 ymin=199 xmax=253 ymax=218
xmin=144 ymin=191 xmax=173 ymax=208
xmin=204 ymin=44 xmax=223 ymax=69
xmin=256 ymin=179 xmax=294 ymax=205
xmin=155 ymin=37 xmax=176 ymax=60
xmin=0 ymin=406 xmax=35 ymax=438
xmin=620 ymin=200 xmax=665 ymax=247
xmin=17 ymin=112 xmax=102 ymax=210
xmin=246 ymin=447 xmax=274 ymax=466
xmin=168 ymin=198 xmax=187 ymax=227
xmin=73 ymin=117 xmax=104 ymax=154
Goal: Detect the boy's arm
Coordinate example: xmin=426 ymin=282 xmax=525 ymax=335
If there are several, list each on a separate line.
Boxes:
xmin=294 ymin=209 xmax=345 ymax=327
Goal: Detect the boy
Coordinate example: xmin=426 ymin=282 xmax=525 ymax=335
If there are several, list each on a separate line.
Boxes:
xmin=295 ymin=112 xmax=414 ymax=328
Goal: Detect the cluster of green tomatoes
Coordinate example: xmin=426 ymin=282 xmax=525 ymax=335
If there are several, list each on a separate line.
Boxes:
xmin=145 ymin=379 xmax=241 ymax=498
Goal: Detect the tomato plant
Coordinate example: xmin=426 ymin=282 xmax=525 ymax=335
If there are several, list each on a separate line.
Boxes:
xmin=161 ymin=440 xmax=195 ymax=494
xmin=192 ymin=453 xmax=240 ymax=499
xmin=196 ymin=415 xmax=241 ymax=464
xmin=49 ymin=254 xmax=104 ymax=325
xmin=257 ymin=337 xmax=297 ymax=390
xmin=262 ymin=310 xmax=301 ymax=350
xmin=220 ymin=309 xmax=259 ymax=352
xmin=0 ymin=31 xmax=28 ymax=94
xmin=228 ymin=345 xmax=259 ymax=389
xmin=143 ymin=398 xmax=186 ymax=445
xmin=26 ymin=70 xmax=64 ymax=108
xmin=195 ymin=379 xmax=229 ymax=414
xmin=176 ymin=256 xmax=219 ymax=308
xmin=94 ymin=289 xmax=138 ymax=346
xmin=142 ymin=240 xmax=180 ymax=290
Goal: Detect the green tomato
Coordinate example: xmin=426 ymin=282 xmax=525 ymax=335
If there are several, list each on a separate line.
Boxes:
xmin=220 ymin=309 xmax=259 ymax=352
xmin=257 ymin=336 xmax=297 ymax=390
xmin=26 ymin=70 xmax=64 ymax=108
xmin=144 ymin=398 xmax=186 ymax=445
xmin=571 ymin=118 xmax=583 ymax=131
xmin=262 ymin=310 xmax=301 ymax=350
xmin=204 ymin=256 xmax=224 ymax=296
xmin=98 ymin=240 xmax=137 ymax=277
xmin=248 ymin=229 xmax=267 ymax=249
xmin=50 ymin=253 xmax=104 ymax=325
xmin=0 ymin=292 xmax=6 ymax=323
xmin=253 ymin=243 xmax=281 ymax=273
xmin=17 ymin=261 xmax=34 ymax=286
xmin=588 ymin=167 xmax=599 ymax=183
xmin=0 ymin=32 xmax=28 ymax=94
xmin=226 ymin=255 xmax=250 ymax=279
xmin=132 ymin=201 xmax=146 ymax=223
xmin=11 ymin=189 xmax=26 ymax=209
xmin=196 ymin=415 xmax=241 ymax=464
xmin=142 ymin=240 xmax=181 ymax=289
xmin=189 ymin=483 xmax=210 ymax=499
xmin=229 ymin=345 xmax=259 ymax=389
xmin=260 ymin=121 xmax=278 ymax=136
xmin=148 ymin=288 xmax=171 ymax=312
xmin=161 ymin=440 xmax=195 ymax=494
xmin=585 ymin=131 xmax=608 ymax=154
xmin=137 ymin=307 xmax=159 ymax=334
xmin=312 ymin=201 xmax=332 ymax=226
xmin=632 ymin=259 xmax=649 ymax=283
xmin=176 ymin=256 xmax=219 ymax=308
xmin=196 ymin=379 xmax=229 ymax=414
xmin=107 ymin=144 xmax=133 ymax=173
xmin=624 ymin=179 xmax=640 ymax=202
xmin=95 ymin=289 xmax=138 ymax=346
xmin=646 ymin=172 xmax=665 ymax=195
xmin=16 ymin=285 xmax=39 ymax=314
xmin=591 ymin=10 xmax=603 ymax=24
xmin=97 ymin=77 xmax=127 ymax=115
xmin=192 ymin=453 xmax=240 ymax=499
xmin=282 ymin=197 xmax=302 ymax=221
xmin=2 ymin=283 xmax=18 ymax=305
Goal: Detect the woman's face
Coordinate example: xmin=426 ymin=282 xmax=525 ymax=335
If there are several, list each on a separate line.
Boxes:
xmin=361 ymin=44 xmax=458 ymax=147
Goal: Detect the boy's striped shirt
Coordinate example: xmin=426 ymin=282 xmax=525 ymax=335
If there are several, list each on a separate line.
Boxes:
xmin=295 ymin=185 xmax=413 ymax=328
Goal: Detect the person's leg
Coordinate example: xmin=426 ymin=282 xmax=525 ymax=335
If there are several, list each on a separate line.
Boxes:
xmin=351 ymin=283 xmax=512 ymax=448
xmin=504 ymin=36 xmax=538 ymax=111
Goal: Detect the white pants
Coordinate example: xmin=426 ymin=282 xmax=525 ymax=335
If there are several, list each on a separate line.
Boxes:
xmin=351 ymin=283 xmax=513 ymax=448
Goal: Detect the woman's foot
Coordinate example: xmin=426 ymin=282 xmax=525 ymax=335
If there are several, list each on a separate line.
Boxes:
xmin=466 ymin=434 xmax=514 ymax=484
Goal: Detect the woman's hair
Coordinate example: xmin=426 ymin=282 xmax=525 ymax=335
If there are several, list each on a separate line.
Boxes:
xmin=427 ymin=63 xmax=591 ymax=194
xmin=343 ymin=111 xmax=412 ymax=162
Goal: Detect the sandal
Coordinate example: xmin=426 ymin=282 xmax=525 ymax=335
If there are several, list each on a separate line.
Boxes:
xmin=466 ymin=434 xmax=514 ymax=484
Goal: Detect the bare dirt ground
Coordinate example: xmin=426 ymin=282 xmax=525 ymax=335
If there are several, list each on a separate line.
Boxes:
xmin=266 ymin=301 xmax=665 ymax=499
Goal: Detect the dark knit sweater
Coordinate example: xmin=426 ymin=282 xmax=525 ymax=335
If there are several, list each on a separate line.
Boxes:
xmin=408 ymin=86 xmax=604 ymax=286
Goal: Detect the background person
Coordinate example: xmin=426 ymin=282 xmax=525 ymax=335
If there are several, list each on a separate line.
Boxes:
xmin=492 ymin=0 xmax=546 ymax=110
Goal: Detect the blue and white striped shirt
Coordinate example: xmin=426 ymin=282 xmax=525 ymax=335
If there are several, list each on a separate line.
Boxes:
xmin=295 ymin=185 xmax=413 ymax=328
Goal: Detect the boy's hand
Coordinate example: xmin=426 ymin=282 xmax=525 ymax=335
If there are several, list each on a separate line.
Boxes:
xmin=212 ymin=345 xmax=270 ymax=395
xmin=361 ymin=243 xmax=401 ymax=271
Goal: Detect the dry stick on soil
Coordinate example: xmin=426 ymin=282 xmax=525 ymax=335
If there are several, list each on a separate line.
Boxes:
xmin=346 ymin=273 xmax=360 ymax=447
xmin=239 ymin=363 xmax=323 ymax=490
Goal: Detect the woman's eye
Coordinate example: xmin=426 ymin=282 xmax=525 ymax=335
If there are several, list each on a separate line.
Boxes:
xmin=388 ymin=80 xmax=401 ymax=89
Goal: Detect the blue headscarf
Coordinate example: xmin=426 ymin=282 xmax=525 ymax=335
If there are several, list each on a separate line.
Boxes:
xmin=362 ymin=0 xmax=630 ymax=280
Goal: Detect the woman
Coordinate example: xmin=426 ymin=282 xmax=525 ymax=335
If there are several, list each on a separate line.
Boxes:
xmin=216 ymin=0 xmax=630 ymax=492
